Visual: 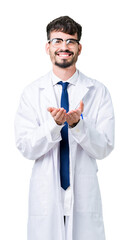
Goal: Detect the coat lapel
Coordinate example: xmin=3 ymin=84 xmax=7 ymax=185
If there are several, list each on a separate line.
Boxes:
xmin=39 ymin=72 xmax=58 ymax=108
xmin=70 ymin=72 xmax=94 ymax=110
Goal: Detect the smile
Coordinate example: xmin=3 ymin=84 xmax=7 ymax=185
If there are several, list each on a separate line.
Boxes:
xmin=56 ymin=51 xmax=73 ymax=58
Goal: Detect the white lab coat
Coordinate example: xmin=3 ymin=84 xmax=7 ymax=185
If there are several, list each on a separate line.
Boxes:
xmin=14 ymin=71 xmax=115 ymax=240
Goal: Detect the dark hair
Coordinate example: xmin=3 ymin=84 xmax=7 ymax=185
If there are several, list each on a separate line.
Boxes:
xmin=46 ymin=16 xmax=82 ymax=41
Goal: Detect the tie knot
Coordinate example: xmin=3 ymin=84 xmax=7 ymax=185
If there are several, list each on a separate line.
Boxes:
xmin=58 ymin=81 xmax=69 ymax=90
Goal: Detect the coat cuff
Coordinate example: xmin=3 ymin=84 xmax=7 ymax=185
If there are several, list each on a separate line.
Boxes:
xmin=47 ymin=116 xmax=64 ymax=142
xmin=69 ymin=118 xmax=87 ymax=142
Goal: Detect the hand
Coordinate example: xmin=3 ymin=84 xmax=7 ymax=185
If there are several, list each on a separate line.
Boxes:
xmin=66 ymin=100 xmax=84 ymax=127
xmin=47 ymin=107 xmax=66 ymax=125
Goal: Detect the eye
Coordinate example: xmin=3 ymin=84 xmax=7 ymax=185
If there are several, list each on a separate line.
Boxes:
xmin=53 ymin=39 xmax=62 ymax=44
xmin=67 ymin=39 xmax=76 ymax=45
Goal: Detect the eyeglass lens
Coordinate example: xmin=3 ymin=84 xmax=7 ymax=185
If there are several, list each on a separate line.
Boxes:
xmin=50 ymin=38 xmax=79 ymax=48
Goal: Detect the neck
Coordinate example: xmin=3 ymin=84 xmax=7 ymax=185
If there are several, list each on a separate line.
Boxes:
xmin=52 ymin=65 xmax=76 ymax=81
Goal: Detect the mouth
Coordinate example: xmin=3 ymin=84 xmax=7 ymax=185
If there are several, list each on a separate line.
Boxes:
xmin=55 ymin=51 xmax=73 ymax=58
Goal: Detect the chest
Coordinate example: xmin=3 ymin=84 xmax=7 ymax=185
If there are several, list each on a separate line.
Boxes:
xmin=53 ymin=84 xmax=78 ymax=111
xmin=31 ymin=84 xmax=102 ymax=126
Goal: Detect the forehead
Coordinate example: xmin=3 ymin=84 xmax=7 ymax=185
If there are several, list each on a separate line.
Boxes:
xmin=50 ymin=31 xmax=78 ymax=40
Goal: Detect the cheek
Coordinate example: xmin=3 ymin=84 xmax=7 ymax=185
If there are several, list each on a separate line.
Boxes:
xmin=47 ymin=45 xmax=56 ymax=56
xmin=73 ymin=50 xmax=80 ymax=60
xmin=48 ymin=50 xmax=57 ymax=63
xmin=49 ymin=49 xmax=54 ymax=57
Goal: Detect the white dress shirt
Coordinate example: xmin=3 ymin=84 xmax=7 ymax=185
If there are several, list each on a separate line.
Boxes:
xmin=51 ymin=70 xmax=79 ymax=216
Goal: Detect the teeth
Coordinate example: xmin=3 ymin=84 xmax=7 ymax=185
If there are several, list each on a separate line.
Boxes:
xmin=59 ymin=54 xmax=69 ymax=57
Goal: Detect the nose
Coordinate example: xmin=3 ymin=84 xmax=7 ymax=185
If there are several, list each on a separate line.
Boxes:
xmin=61 ymin=40 xmax=68 ymax=50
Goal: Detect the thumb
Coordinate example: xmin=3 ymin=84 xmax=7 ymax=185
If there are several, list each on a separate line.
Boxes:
xmin=79 ymin=100 xmax=84 ymax=112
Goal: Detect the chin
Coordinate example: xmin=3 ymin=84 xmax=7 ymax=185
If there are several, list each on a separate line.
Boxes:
xmin=55 ymin=60 xmax=74 ymax=69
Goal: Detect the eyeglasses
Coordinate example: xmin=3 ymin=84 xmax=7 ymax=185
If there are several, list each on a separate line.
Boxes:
xmin=48 ymin=38 xmax=80 ymax=48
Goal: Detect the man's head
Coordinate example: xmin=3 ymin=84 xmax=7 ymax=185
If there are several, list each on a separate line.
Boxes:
xmin=46 ymin=16 xmax=82 ymax=69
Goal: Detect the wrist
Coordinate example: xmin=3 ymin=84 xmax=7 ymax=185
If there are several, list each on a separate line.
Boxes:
xmin=69 ymin=119 xmax=80 ymax=128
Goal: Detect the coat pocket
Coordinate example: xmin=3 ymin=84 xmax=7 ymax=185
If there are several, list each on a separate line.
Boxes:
xmin=75 ymin=175 xmax=102 ymax=214
xmin=28 ymin=177 xmax=48 ymax=216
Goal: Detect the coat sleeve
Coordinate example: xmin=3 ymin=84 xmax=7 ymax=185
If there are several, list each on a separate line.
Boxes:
xmin=70 ymin=86 xmax=115 ymax=160
xmin=14 ymin=88 xmax=63 ymax=160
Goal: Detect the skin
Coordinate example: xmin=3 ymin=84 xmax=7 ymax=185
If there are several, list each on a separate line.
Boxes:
xmin=46 ymin=31 xmax=84 ymax=126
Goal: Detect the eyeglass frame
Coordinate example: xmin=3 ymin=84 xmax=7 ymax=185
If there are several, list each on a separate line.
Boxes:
xmin=48 ymin=38 xmax=80 ymax=48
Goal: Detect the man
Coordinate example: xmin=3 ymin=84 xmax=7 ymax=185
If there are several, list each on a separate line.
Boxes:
xmin=14 ymin=16 xmax=115 ymax=240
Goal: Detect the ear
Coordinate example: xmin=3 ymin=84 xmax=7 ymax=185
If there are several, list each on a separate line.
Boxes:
xmin=45 ymin=43 xmax=50 ymax=55
xmin=78 ymin=43 xmax=82 ymax=55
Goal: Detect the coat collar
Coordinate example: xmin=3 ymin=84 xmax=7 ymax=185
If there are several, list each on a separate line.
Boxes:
xmin=38 ymin=71 xmax=94 ymax=109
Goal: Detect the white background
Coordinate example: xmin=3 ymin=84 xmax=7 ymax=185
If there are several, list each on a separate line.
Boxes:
xmin=0 ymin=0 xmax=129 ymax=239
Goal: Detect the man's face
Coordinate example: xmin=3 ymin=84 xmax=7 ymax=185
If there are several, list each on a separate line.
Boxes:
xmin=46 ymin=31 xmax=82 ymax=69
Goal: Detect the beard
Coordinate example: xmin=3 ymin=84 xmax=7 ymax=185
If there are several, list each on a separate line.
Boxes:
xmin=55 ymin=58 xmax=75 ymax=68
xmin=54 ymin=50 xmax=79 ymax=69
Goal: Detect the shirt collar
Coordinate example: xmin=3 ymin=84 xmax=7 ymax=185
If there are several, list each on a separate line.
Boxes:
xmin=51 ymin=69 xmax=79 ymax=86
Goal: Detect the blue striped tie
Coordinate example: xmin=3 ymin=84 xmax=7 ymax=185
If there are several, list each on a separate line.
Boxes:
xmin=58 ymin=81 xmax=70 ymax=190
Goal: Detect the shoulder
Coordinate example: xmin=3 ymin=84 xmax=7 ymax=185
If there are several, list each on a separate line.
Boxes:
xmin=79 ymin=71 xmax=105 ymax=88
xmin=78 ymin=71 xmax=110 ymax=95
xmin=21 ymin=71 xmax=51 ymax=96
xmin=24 ymin=71 xmax=51 ymax=90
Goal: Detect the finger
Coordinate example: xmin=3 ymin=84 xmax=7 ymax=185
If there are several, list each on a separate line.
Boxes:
xmin=67 ymin=110 xmax=78 ymax=117
xmin=66 ymin=111 xmax=79 ymax=126
xmin=59 ymin=110 xmax=66 ymax=122
xmin=55 ymin=109 xmax=66 ymax=124
xmin=79 ymin=100 xmax=84 ymax=112
xmin=55 ymin=108 xmax=66 ymax=120
xmin=60 ymin=113 xmax=66 ymax=122
xmin=67 ymin=110 xmax=74 ymax=117
xmin=51 ymin=108 xmax=60 ymax=117
xmin=47 ymin=107 xmax=54 ymax=112
xmin=67 ymin=111 xmax=78 ymax=121
xmin=65 ymin=114 xmax=70 ymax=122
xmin=73 ymin=109 xmax=81 ymax=116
